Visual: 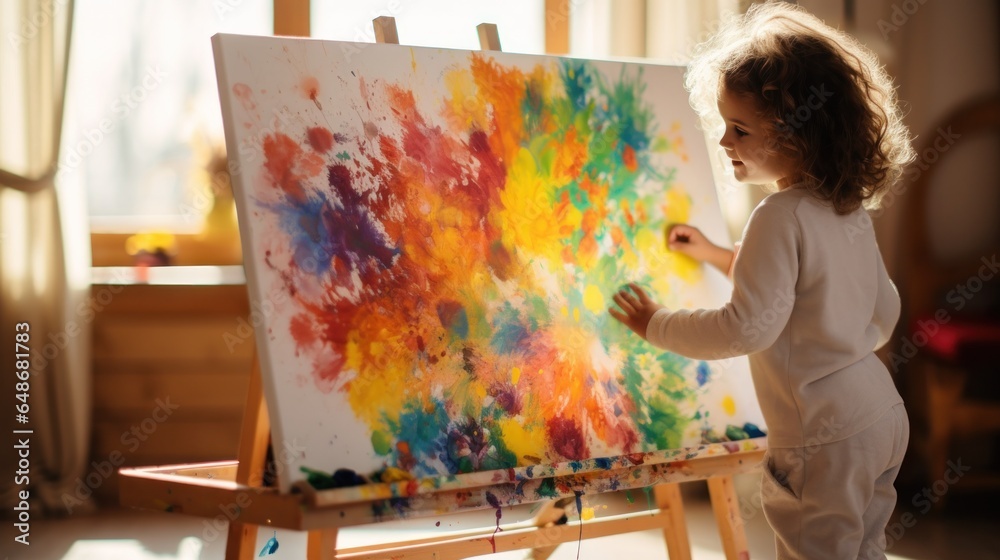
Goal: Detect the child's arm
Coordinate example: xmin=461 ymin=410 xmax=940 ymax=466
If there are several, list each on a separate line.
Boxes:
xmin=667 ymin=224 xmax=735 ymax=277
xmin=620 ymin=201 xmax=799 ymax=359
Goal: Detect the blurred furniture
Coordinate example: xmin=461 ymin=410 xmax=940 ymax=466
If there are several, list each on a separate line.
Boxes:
xmin=90 ymin=266 xmax=253 ymax=503
xmin=898 ymin=94 xmax=1000 ymax=496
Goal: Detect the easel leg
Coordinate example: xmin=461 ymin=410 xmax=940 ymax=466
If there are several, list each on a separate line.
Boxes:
xmin=308 ymin=528 xmax=339 ymax=560
xmin=707 ymin=475 xmax=749 ymax=560
xmin=654 ymin=483 xmax=691 ymax=560
xmin=225 ymin=354 xmax=272 ymax=560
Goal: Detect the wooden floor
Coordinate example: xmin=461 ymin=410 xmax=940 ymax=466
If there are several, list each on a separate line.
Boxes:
xmin=14 ymin=473 xmax=1000 ymax=560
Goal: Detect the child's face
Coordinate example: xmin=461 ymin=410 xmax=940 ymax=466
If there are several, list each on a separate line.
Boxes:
xmin=717 ymin=87 xmax=798 ymax=188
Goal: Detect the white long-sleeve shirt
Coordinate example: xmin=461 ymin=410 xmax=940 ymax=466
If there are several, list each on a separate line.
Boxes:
xmin=646 ymin=188 xmax=902 ymax=448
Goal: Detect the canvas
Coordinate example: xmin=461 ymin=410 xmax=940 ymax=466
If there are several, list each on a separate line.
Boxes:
xmin=212 ymin=33 xmax=765 ymax=494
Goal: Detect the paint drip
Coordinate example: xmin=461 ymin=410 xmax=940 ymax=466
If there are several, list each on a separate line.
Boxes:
xmin=574 ymin=490 xmax=585 ymax=560
xmin=485 ymin=491 xmax=503 ymax=553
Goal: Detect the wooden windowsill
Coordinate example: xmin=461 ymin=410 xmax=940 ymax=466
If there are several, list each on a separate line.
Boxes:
xmin=91 ymin=232 xmax=243 ymax=267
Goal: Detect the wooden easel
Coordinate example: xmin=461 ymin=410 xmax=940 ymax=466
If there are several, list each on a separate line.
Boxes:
xmin=119 ymin=18 xmax=765 ymax=560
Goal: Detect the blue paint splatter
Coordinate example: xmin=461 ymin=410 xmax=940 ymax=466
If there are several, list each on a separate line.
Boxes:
xmin=696 ymin=361 xmax=711 ymax=387
xmin=743 ymin=422 xmax=767 ymax=438
xmin=594 ymin=457 xmax=613 ymax=470
xmin=258 ymin=531 xmax=279 ymax=557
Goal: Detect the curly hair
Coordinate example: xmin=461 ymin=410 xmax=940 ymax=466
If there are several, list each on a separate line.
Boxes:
xmin=685 ymin=2 xmax=915 ymax=214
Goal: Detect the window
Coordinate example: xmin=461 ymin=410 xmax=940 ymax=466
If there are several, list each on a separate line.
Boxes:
xmin=63 ymin=0 xmax=272 ymax=230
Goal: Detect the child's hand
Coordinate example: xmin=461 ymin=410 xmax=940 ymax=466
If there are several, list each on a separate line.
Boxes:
xmin=667 ymin=224 xmax=714 ymax=261
xmin=667 ymin=224 xmax=735 ymax=276
xmin=608 ymin=283 xmax=665 ymax=340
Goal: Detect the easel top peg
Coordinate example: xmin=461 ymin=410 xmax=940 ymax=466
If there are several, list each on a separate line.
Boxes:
xmin=371 ymin=17 xmax=502 ymax=52
xmin=477 ymin=23 xmax=501 ymax=51
xmin=373 ymin=16 xmax=400 ymax=44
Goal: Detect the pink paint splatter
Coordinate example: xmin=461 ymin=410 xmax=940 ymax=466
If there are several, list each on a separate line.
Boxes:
xmin=232 ymin=83 xmax=256 ymax=112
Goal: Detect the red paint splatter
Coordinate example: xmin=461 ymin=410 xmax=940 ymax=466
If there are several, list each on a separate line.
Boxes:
xmin=301 ymin=76 xmax=319 ymax=100
xmin=466 ymin=129 xmax=506 ymax=220
xmin=547 ymin=417 xmax=588 ymax=460
xmin=306 ymin=126 xmax=334 ymax=153
xmin=289 ymin=314 xmax=316 ymax=347
xmin=626 ymin=453 xmax=646 ymax=466
xmin=485 ymin=491 xmax=503 ymax=553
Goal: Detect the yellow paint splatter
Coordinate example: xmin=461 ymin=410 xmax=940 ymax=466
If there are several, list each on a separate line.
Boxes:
xmin=664 ymin=187 xmax=692 ymax=225
xmin=442 ymin=68 xmax=488 ymax=131
xmin=582 ymin=285 xmax=605 ymax=314
xmin=498 ymin=149 xmax=567 ymax=266
xmin=560 ymin=306 xmax=569 ymax=317
xmin=499 ymin=418 xmax=547 ymax=462
xmin=722 ymin=395 xmax=736 ymax=416
xmin=511 ymin=367 xmax=521 ymax=385
xmin=581 ymin=507 xmax=596 ymax=521
xmin=573 ymin=307 xmax=580 ymax=322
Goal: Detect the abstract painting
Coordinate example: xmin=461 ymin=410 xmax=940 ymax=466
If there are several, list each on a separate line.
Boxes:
xmin=212 ymin=34 xmax=765 ymax=493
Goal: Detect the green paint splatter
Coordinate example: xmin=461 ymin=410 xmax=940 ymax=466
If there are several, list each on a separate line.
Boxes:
xmin=371 ymin=430 xmax=392 ymax=455
xmin=536 ymin=478 xmax=559 ymax=499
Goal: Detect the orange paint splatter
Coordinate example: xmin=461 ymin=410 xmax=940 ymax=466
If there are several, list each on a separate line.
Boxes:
xmin=260 ymin=131 xmax=328 ymax=204
xmin=622 ymin=144 xmax=638 ymax=172
xmin=610 ymin=226 xmax=625 ymax=246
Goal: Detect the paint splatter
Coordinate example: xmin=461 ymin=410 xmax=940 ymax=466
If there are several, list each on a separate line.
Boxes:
xmin=486 ymin=491 xmax=503 ymax=553
xmin=233 ymin=83 xmax=256 ymax=112
xmin=744 ymin=423 xmax=767 ymax=438
xmin=306 ymin=126 xmax=334 ymax=153
xmin=574 ymin=490 xmax=584 ymax=560
xmin=252 ymin=52 xmax=726 ymax=479
xmin=258 ymin=531 xmax=279 ymax=557
xmin=300 ymin=75 xmax=322 ymax=110
xmin=696 ymin=361 xmax=711 ymax=386
xmin=722 ymin=395 xmax=736 ymax=416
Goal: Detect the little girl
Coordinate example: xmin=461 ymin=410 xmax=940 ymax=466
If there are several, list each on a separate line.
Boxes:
xmin=609 ymin=3 xmax=915 ymax=559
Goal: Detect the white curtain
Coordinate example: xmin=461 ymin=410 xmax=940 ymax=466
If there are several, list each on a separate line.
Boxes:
xmin=0 ymin=0 xmax=92 ymax=515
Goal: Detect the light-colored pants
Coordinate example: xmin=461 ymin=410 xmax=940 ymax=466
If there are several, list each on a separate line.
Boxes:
xmin=760 ymin=403 xmax=909 ymax=560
